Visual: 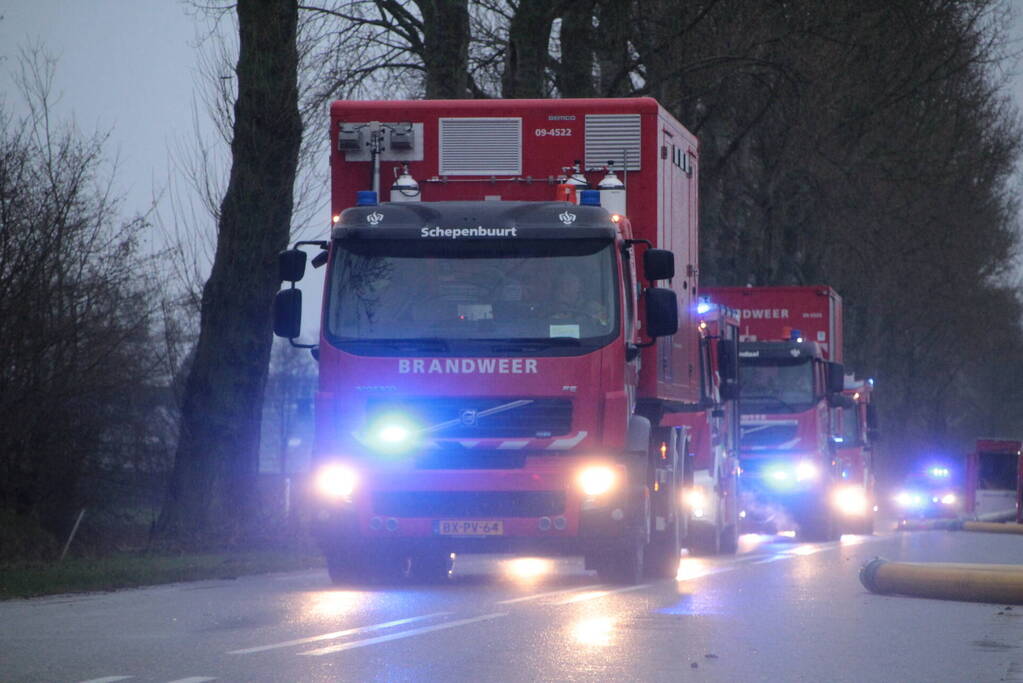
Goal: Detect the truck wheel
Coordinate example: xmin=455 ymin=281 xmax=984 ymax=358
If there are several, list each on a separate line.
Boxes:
xmin=412 ymin=551 xmax=454 ymax=583
xmin=719 ymin=523 xmax=739 ymax=554
xmin=796 ymin=508 xmax=836 ymax=542
xmin=597 ymin=541 xmax=645 ymax=585
xmin=645 ymin=516 xmax=681 ymax=579
xmin=687 ymin=521 xmax=721 ymax=556
xmin=326 ymin=549 xmax=361 ymax=585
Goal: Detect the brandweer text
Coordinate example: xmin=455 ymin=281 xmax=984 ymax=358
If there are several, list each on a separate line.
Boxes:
xmin=398 ymin=358 xmax=538 ymax=374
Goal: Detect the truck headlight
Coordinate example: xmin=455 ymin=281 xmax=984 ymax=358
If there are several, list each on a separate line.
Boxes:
xmin=578 ymin=465 xmax=617 ymax=497
xmin=316 ymin=464 xmax=358 ymax=500
xmin=684 ymin=486 xmax=708 ymax=518
xmin=941 ymin=493 xmax=956 ymax=505
xmin=833 ymin=485 xmax=867 ymax=515
xmin=795 ymin=461 xmax=819 ymax=482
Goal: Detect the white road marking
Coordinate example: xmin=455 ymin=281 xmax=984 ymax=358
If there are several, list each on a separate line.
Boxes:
xmin=497 ymin=583 xmax=604 ymax=605
xmin=555 ymin=583 xmax=652 ymax=604
xmin=164 ymin=678 xmax=217 ymax=683
xmin=227 ymin=612 xmax=451 ymax=654
xmin=299 ymin=612 xmax=509 ymax=656
xmin=77 ymin=677 xmax=133 ymax=683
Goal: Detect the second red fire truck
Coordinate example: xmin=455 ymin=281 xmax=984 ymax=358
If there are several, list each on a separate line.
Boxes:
xmin=702 ymin=286 xmax=848 ymax=540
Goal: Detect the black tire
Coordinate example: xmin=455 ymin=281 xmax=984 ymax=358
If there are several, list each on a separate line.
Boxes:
xmin=796 ymin=507 xmax=837 ymax=542
xmin=326 ymin=547 xmax=409 ymax=585
xmin=596 ymin=541 xmax=645 ymax=585
xmin=412 ymin=551 xmax=454 ymax=583
xmin=645 ymin=515 xmax=681 ymax=579
xmin=326 ymin=549 xmax=361 ymax=585
xmin=687 ymin=520 xmax=721 ymax=556
xmin=719 ymin=523 xmax=739 ymax=554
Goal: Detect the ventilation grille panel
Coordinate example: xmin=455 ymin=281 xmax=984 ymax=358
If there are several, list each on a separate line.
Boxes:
xmin=585 ymin=114 xmax=641 ymax=171
xmin=439 ymin=118 xmax=521 ymax=175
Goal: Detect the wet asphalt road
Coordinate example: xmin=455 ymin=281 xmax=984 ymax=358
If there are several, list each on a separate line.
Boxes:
xmin=4 ymin=528 xmax=1023 ymax=683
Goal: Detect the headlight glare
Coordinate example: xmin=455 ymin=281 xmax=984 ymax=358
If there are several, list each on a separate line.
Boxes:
xmin=578 ymin=465 xmax=617 ymax=497
xmin=795 ymin=461 xmax=819 ymax=481
xmin=316 ymin=464 xmax=358 ymax=500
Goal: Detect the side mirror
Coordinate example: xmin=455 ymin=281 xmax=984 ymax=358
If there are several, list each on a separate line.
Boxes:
xmin=643 ymin=249 xmax=675 ymax=282
xmin=273 ymin=288 xmax=302 ymax=338
xmin=720 ymin=380 xmax=740 ymax=402
xmin=644 ymin=287 xmax=678 ymax=338
xmin=279 ymin=249 xmax=307 ymax=282
xmin=826 ymin=361 xmax=845 ymax=394
xmin=717 ymin=339 xmax=738 ymax=383
xmin=866 ymin=404 xmax=879 ymax=430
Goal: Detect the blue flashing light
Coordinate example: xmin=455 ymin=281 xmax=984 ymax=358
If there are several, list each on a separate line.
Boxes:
xmin=696 ymin=301 xmax=712 ymax=315
xmin=928 ymin=466 xmax=950 ymax=479
xmin=579 ymin=189 xmax=601 ymax=206
xmin=356 ymin=190 xmax=378 ymax=206
xmin=790 ymin=329 xmax=804 ymax=342
xmin=365 ymin=413 xmax=419 ymax=454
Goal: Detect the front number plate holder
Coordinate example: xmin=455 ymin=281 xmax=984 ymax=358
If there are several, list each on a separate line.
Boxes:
xmin=434 ymin=520 xmax=504 ymax=536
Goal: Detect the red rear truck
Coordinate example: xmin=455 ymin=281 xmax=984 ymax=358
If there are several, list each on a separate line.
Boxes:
xmin=274 ymin=98 xmax=701 ymax=583
xmin=668 ymin=302 xmax=741 ymax=554
xmin=701 ymin=286 xmax=847 ymax=540
xmin=833 ymin=376 xmax=879 ymax=533
xmin=964 ymin=438 xmax=1021 ymax=521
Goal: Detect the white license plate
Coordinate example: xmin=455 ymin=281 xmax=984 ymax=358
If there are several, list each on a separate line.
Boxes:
xmin=435 ymin=520 xmax=504 ymax=536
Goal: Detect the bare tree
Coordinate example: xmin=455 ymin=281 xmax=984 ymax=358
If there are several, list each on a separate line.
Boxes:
xmin=156 ymin=0 xmax=303 ymax=545
xmin=0 ymin=48 xmax=166 ymax=558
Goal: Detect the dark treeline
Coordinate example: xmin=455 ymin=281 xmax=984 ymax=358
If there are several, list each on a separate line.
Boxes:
xmin=302 ymin=0 xmax=1023 ymax=481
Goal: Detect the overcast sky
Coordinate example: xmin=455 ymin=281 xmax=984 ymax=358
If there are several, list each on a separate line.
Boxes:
xmin=2 ymin=0 xmax=1023 ymax=323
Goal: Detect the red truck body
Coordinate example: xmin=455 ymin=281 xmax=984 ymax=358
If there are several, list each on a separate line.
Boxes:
xmin=964 ymin=438 xmax=1021 ymax=520
xmin=701 ymin=286 xmax=848 ymax=540
xmin=834 ymin=376 xmax=878 ymax=533
xmin=666 ymin=303 xmax=741 ymax=554
xmin=280 ymin=98 xmax=702 ymax=583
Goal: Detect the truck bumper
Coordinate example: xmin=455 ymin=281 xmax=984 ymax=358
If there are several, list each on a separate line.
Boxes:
xmin=309 ymin=490 xmax=642 ymax=557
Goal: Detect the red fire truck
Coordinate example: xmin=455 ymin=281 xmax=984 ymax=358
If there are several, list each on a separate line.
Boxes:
xmin=701 ymin=286 xmax=846 ymax=541
xmin=833 ymin=376 xmax=879 ymax=533
xmin=274 ymin=98 xmax=701 ymax=584
xmin=964 ymin=438 xmax=1021 ymax=521
xmin=669 ymin=302 xmax=741 ymax=554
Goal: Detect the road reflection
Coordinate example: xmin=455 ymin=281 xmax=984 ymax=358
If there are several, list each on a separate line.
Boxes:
xmin=570 ymin=615 xmax=616 ymax=646
xmin=303 ymin=589 xmax=371 ymax=620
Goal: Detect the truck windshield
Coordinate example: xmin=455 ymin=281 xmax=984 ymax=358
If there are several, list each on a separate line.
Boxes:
xmin=739 ymin=359 xmax=815 ymax=413
xmin=326 ymin=238 xmax=618 ymax=354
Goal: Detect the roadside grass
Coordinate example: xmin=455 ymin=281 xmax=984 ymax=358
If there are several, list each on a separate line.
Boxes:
xmin=0 ymin=550 xmax=324 ymax=600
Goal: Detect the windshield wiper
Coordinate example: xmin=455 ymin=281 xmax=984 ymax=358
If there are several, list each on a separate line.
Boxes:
xmin=338 ymin=337 xmax=450 ymax=352
xmin=487 ymin=338 xmax=582 ymax=351
xmin=739 ymin=393 xmax=801 ymax=413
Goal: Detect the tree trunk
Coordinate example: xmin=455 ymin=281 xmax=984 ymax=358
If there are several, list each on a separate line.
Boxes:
xmin=156 ymin=0 xmax=302 ymax=545
xmin=416 ymin=0 xmax=471 ymax=98
xmin=557 ymin=0 xmax=596 ymax=97
xmin=502 ymin=0 xmax=555 ymax=98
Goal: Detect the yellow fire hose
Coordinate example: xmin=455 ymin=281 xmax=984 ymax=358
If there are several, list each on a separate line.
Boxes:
xmin=860 ymin=557 xmax=1023 ymax=605
xmin=954 ymin=521 xmax=1023 ymax=535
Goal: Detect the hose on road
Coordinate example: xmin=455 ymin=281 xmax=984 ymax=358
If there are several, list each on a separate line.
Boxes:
xmin=860 ymin=557 xmax=1023 ymax=605
xmin=952 ymin=521 xmax=1023 ymax=535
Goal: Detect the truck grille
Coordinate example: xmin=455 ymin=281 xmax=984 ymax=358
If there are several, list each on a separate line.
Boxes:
xmin=366 ymin=397 xmax=572 ymax=438
xmin=372 ymin=491 xmax=566 ymax=517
